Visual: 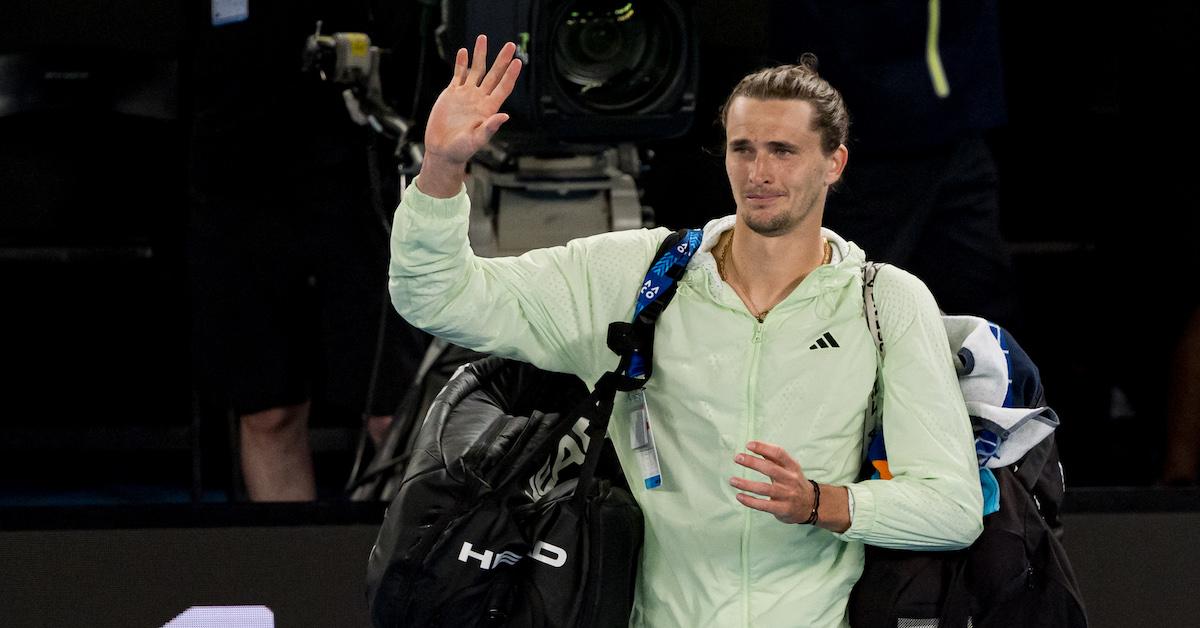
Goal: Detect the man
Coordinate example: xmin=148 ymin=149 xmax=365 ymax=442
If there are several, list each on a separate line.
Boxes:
xmin=389 ymin=36 xmax=982 ymax=627
xmin=768 ymin=0 xmax=1019 ymax=330
xmin=188 ymin=3 xmax=427 ymax=501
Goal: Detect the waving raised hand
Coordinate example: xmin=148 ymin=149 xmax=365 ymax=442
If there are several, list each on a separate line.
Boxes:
xmin=422 ymin=36 xmax=522 ymax=175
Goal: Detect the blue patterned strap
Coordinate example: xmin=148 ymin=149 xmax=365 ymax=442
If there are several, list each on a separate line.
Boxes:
xmin=605 ymin=228 xmax=704 ymax=391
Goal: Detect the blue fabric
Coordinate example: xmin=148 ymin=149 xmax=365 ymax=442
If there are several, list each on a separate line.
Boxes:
xmin=868 ymin=431 xmax=888 ymax=463
xmin=975 ymin=428 xmax=1001 ymax=467
xmin=1000 ymin=326 xmax=1044 ymax=408
xmin=873 ymin=419 xmax=1002 ymax=515
xmin=980 ymin=468 xmax=1000 ymax=515
xmin=628 ymin=229 xmax=703 ymax=378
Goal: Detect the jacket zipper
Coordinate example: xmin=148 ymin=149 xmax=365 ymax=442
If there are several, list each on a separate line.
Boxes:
xmin=742 ymin=317 xmax=765 ymax=626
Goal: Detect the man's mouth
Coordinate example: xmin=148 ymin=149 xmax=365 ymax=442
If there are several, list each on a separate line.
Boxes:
xmin=746 ymin=192 xmax=784 ymax=201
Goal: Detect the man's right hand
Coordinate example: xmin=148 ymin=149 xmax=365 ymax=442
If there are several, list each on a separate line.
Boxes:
xmin=417 ymin=35 xmax=523 ymax=198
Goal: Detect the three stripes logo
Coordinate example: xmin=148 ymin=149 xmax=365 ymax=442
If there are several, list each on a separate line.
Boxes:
xmin=809 ymin=331 xmax=840 ymax=350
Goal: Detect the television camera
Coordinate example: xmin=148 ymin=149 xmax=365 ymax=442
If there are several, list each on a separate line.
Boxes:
xmin=304 ymin=0 xmax=699 ymax=255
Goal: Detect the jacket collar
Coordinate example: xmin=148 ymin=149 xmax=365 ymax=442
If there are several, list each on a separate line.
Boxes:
xmin=687 ymin=215 xmax=866 ymax=303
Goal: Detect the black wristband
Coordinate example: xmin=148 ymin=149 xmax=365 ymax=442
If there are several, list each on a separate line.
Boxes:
xmin=802 ymin=480 xmax=821 ymax=525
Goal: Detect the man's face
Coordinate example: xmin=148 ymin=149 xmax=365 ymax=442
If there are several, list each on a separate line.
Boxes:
xmin=724 ymin=97 xmax=846 ymax=237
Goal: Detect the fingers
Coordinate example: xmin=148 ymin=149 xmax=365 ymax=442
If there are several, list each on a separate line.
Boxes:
xmin=746 ymin=441 xmax=797 ymax=468
xmin=732 ymin=441 xmax=809 ymax=523
xmin=452 ymin=47 xmax=468 ymax=86
xmin=731 ymin=472 xmax=809 ymax=524
xmin=472 ymin=113 xmax=511 ymax=146
xmin=490 ymin=56 xmax=522 ymax=103
xmin=735 ymin=492 xmax=788 ymax=517
xmin=734 ymin=450 xmax=794 ymax=483
xmin=467 ymin=34 xmax=488 ymax=86
xmin=484 ymin=113 xmax=510 ymax=135
xmin=452 ymin=34 xmax=522 ymax=114
xmin=480 ymin=41 xmax=517 ymax=94
xmin=729 ymin=476 xmax=774 ymax=497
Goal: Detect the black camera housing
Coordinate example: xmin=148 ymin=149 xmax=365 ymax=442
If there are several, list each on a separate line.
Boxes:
xmin=437 ymin=0 xmax=698 ymax=144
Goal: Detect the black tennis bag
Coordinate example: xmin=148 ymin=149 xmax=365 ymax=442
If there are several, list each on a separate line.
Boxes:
xmin=365 ymin=357 xmax=642 ymax=628
xmin=850 ymin=263 xmax=1087 ymax=628
xmin=848 ymin=435 xmax=1086 ymax=628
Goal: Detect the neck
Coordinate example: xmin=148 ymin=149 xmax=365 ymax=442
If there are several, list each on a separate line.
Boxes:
xmin=719 ymin=221 xmax=829 ymax=321
xmin=729 ymin=223 xmax=826 ymax=288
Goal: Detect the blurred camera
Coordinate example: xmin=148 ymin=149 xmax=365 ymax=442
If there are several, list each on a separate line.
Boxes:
xmin=437 ymin=0 xmax=698 ymax=143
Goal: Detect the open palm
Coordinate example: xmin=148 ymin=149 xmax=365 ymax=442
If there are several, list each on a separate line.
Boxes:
xmin=424 ymin=35 xmax=523 ymax=166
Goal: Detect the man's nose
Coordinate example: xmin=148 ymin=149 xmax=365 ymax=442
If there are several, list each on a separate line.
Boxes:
xmin=748 ymin=153 xmax=772 ymax=183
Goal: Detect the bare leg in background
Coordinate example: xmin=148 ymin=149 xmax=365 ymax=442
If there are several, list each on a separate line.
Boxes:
xmin=1162 ymin=307 xmax=1200 ymax=485
xmin=367 ymin=415 xmax=393 ymax=447
xmin=240 ymin=401 xmax=317 ymax=502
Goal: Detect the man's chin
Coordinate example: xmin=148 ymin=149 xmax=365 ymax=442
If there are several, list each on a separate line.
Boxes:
xmin=741 ymin=211 xmax=794 ymax=237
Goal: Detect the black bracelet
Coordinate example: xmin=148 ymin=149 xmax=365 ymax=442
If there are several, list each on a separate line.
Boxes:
xmin=802 ymin=480 xmax=821 ymax=525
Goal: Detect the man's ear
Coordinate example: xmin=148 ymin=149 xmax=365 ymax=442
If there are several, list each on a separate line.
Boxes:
xmin=825 ymin=144 xmax=848 ymax=186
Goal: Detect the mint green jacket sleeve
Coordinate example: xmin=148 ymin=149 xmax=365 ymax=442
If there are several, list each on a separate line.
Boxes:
xmin=837 ymin=266 xmax=984 ymax=550
xmin=388 ymin=178 xmax=668 ymax=380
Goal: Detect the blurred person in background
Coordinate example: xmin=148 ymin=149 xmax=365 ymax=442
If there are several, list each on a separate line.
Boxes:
xmin=188 ymin=1 xmax=427 ymax=501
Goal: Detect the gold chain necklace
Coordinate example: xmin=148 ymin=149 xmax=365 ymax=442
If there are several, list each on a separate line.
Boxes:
xmin=717 ymin=228 xmax=832 ymax=321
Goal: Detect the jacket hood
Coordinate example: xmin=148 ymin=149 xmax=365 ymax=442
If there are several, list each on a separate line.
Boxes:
xmin=684 ymin=215 xmax=866 ymax=316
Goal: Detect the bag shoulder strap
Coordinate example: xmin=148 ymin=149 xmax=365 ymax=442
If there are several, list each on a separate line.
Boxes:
xmin=861 ymin=261 xmax=886 ymax=459
xmin=605 ymin=228 xmax=704 ymax=390
xmin=570 ymin=227 xmax=702 ymax=504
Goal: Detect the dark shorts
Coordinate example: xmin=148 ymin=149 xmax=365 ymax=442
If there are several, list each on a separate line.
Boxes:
xmin=188 ymin=159 xmax=428 ymax=417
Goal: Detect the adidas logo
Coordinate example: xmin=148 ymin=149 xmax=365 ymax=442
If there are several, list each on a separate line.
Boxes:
xmin=809 ymin=331 xmax=840 ymax=350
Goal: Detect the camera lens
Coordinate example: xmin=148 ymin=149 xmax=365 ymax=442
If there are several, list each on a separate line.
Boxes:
xmin=576 ymin=23 xmax=622 ymax=62
xmin=550 ymin=0 xmax=680 ymax=113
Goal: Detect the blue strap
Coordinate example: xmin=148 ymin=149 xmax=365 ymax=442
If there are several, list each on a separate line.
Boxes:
xmin=627 ymin=229 xmax=704 ymax=378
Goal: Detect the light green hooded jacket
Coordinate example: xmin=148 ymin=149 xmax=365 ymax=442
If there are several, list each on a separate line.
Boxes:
xmin=388 ymin=180 xmax=983 ymax=628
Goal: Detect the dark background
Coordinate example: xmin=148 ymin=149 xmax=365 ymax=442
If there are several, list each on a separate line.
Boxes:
xmin=0 ymin=0 xmax=1182 ymax=501
xmin=1 ymin=502 xmax=1197 ymax=628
